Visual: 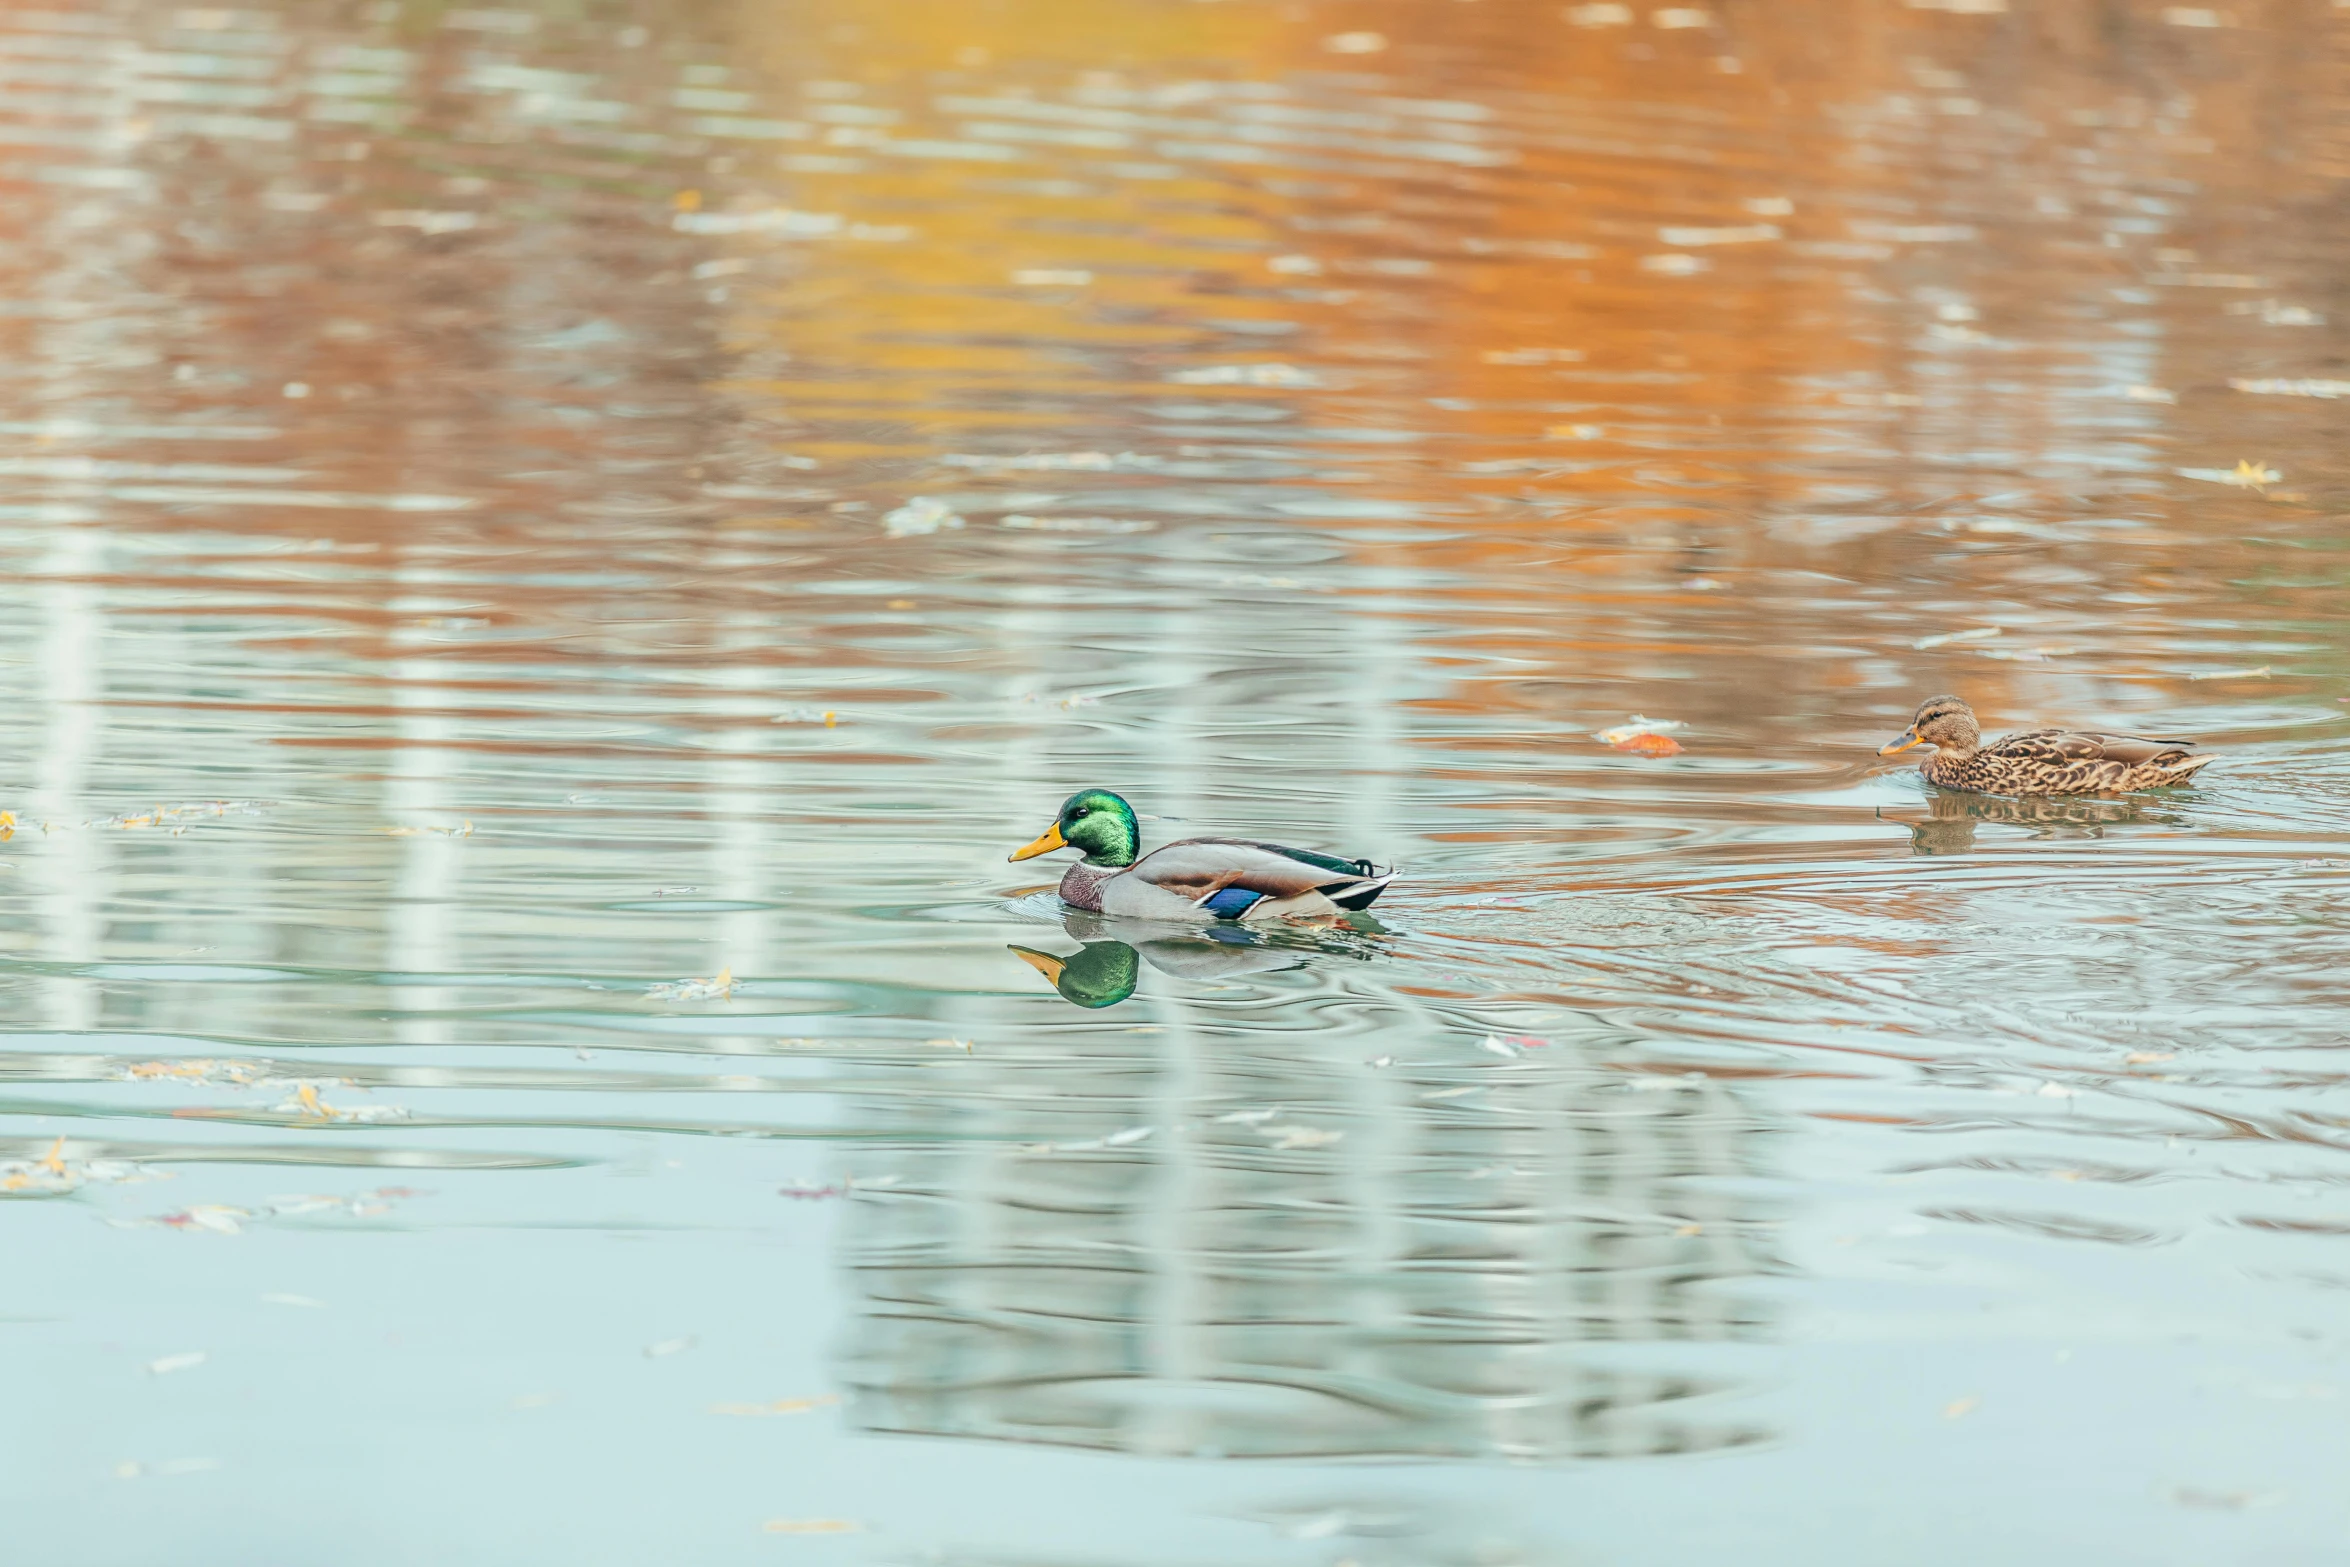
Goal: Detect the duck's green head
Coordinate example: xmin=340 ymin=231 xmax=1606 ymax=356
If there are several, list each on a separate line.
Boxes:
xmin=1009 ymin=940 xmax=1140 ymax=1008
xmin=1008 ymin=788 xmax=1140 ymax=868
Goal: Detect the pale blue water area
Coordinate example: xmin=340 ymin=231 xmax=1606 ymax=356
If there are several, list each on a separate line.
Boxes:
xmin=2 ymin=0 xmax=2349 ymax=1559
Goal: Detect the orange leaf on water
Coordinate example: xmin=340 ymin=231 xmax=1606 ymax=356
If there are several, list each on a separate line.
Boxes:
xmin=1610 ymin=733 xmax=1684 ymax=757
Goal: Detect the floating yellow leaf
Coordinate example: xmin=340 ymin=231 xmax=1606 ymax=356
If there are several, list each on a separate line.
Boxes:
xmin=649 ymin=967 xmax=736 ymax=1001
xmin=2176 ymin=461 xmax=2279 ymax=489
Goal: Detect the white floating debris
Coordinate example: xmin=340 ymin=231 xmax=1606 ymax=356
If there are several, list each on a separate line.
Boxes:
xmin=1267 ymin=253 xmax=1323 ymax=275
xmin=1011 ymin=268 xmax=1090 ymax=285
xmin=2160 ymin=6 xmax=2228 ymax=23
xmin=1652 ymin=8 xmax=1713 ymax=27
xmin=2224 ymin=300 xmax=2323 ymax=326
xmin=882 ymin=497 xmax=965 ymax=536
xmin=372 ymin=210 xmax=479 ymax=235
xmin=270 ymin=1082 xmax=407 ymax=1123
xmin=1913 ymin=626 xmax=2002 ymax=649
xmin=1658 ymin=223 xmax=1778 ymax=246
xmin=1023 ymin=1125 xmax=1156 ymax=1154
xmin=1639 ymin=253 xmax=1708 ymax=275
xmin=1267 ymin=1125 xmax=1343 ymax=1150
xmin=644 ymin=1335 xmax=699 ymax=1358
xmin=148 ymin=1352 xmax=208 ymax=1376
xmin=940 ymin=449 xmax=1158 ymax=471
xmin=1168 ymin=363 xmax=1323 ymax=388
xmin=2186 ymin=666 xmax=2271 ymax=681
xmin=2176 ymin=461 xmax=2279 ymax=488
xmin=672 ymin=207 xmax=841 ymax=237
xmin=2230 ymin=378 xmax=2350 ymax=400
xmin=1566 ymin=3 xmax=1634 ymax=23
xmin=1322 ymin=31 xmax=1387 ymax=52
xmin=648 ymin=967 xmax=736 ymax=1001
xmin=1 ymin=1137 xmax=148 ymax=1196
xmin=1480 ymin=1034 xmax=1522 ymax=1058
xmin=261 ymin=1191 xmax=407 ymax=1220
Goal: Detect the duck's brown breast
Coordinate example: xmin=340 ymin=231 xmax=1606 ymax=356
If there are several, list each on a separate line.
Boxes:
xmin=1058 ymin=862 xmax=1111 ymax=912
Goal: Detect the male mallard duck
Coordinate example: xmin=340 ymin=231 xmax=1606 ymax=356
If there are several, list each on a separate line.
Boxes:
xmin=1008 ymin=788 xmax=1393 ymax=921
xmin=1878 ymin=695 xmax=2217 ymax=797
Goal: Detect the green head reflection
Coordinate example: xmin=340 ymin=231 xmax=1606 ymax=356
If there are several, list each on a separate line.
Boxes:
xmin=1009 ymin=940 xmax=1141 ymax=1008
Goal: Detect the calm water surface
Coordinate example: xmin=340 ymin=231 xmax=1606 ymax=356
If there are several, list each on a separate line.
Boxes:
xmin=3 ymin=0 xmax=2349 ymax=1559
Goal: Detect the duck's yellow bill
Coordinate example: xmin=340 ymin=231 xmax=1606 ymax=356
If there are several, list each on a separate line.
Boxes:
xmin=1879 ymin=732 xmax=1926 ymax=756
xmin=1008 ymin=822 xmax=1067 ymax=861
xmin=1008 ymin=946 xmax=1067 ymax=985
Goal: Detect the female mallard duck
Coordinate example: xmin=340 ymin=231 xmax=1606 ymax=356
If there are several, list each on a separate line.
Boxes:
xmin=1009 ymin=788 xmax=1393 ymax=921
xmin=1879 ymin=695 xmax=2217 ymax=797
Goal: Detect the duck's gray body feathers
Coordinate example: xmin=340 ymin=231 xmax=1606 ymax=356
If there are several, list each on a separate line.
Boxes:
xmin=1060 ymin=838 xmax=1392 ymax=922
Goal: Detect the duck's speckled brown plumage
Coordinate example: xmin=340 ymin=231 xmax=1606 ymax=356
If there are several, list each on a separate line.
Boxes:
xmin=1880 ymin=695 xmax=2217 ymax=798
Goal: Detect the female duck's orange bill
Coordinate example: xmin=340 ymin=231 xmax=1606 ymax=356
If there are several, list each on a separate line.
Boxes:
xmin=1008 ymin=822 xmax=1067 ymax=861
xmin=1879 ymin=731 xmax=1926 ymax=756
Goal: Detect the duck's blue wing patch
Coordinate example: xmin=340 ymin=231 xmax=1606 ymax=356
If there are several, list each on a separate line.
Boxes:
xmin=1199 ymin=886 xmax=1266 ymax=919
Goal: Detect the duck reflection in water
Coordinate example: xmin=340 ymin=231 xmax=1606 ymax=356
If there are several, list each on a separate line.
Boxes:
xmin=1899 ymin=791 xmax=2176 ymax=856
xmin=848 ymin=920 xmax=1771 ymax=1460
xmin=1008 ymin=912 xmax=1370 ymax=1008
